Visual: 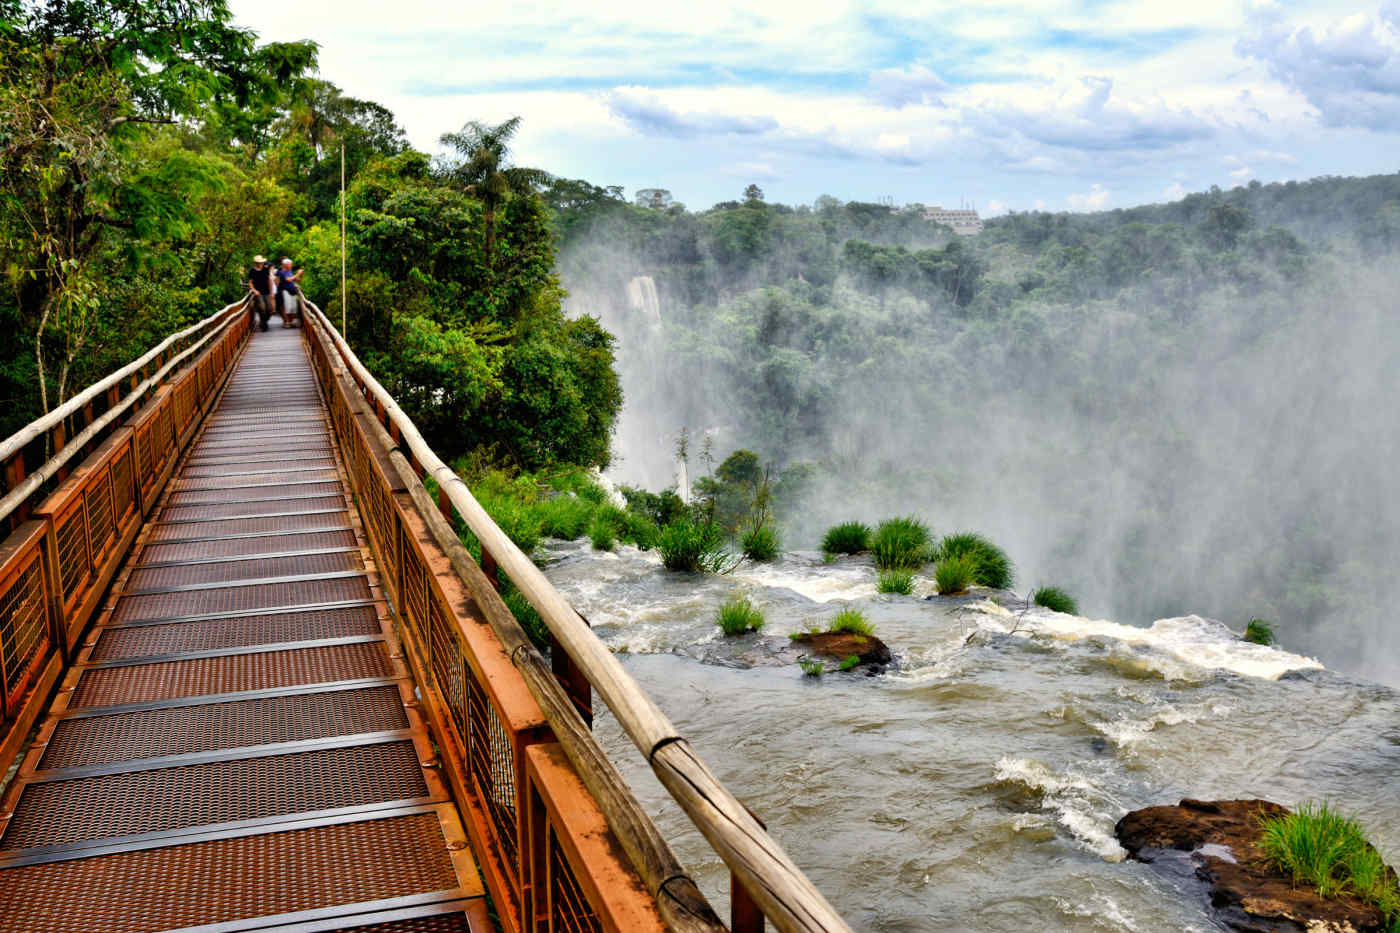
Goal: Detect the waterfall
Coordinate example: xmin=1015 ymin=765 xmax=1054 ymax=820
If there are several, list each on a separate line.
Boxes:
xmin=625 ymin=276 xmax=662 ymax=327
xmin=675 ymin=456 xmax=690 ymax=503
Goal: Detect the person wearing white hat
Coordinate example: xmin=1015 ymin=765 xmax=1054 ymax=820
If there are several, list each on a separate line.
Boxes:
xmin=247 ymin=255 xmax=274 ymax=331
xmin=276 ymin=257 xmax=304 ymax=328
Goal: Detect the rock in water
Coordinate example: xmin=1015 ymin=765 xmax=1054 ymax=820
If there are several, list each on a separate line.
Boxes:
xmin=1116 ymin=798 xmax=1393 ymax=932
xmin=788 ymin=632 xmax=892 ymax=666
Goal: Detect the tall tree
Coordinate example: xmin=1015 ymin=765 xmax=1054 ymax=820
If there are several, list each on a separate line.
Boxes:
xmin=0 ymin=0 xmax=315 ymax=413
xmin=439 ymin=116 xmax=548 ymax=267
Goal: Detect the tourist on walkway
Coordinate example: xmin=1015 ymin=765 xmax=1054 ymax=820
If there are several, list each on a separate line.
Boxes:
xmin=247 ymin=255 xmax=274 ymax=331
xmin=276 ymin=257 xmax=303 ymax=328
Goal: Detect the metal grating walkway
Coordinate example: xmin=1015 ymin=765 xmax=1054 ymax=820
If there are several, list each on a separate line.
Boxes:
xmin=0 ymin=328 xmax=487 ymax=933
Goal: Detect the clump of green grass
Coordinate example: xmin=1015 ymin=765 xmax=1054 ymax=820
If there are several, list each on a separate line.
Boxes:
xmin=1259 ymin=802 xmax=1400 ymax=920
xmin=799 ymin=658 xmax=824 ymax=676
xmin=933 ymin=532 xmax=1014 ymax=589
xmin=741 ymin=524 xmax=780 ymax=562
xmin=501 ymin=581 xmax=549 ymax=650
xmin=838 ymin=655 xmax=860 ymax=672
xmin=657 ymin=516 xmax=736 ymax=573
xmin=716 ymin=595 xmax=765 ymax=636
xmin=474 ymin=492 xmax=542 ymax=555
xmin=828 ymin=607 xmax=874 ymax=637
xmin=1033 ymin=585 xmax=1079 ymax=615
xmin=535 ymin=494 xmax=594 ymax=540
xmin=588 ymin=515 xmax=615 ymax=551
xmin=871 ymin=517 xmax=931 ymax=570
xmin=935 ymin=555 xmax=975 ymax=594
xmin=821 ymin=521 xmax=871 ymax=556
xmin=1244 ymin=618 xmax=1277 ymax=646
xmin=877 ymin=569 xmax=914 ymax=595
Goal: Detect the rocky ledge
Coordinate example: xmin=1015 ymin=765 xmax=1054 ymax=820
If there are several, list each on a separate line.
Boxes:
xmin=787 ymin=631 xmax=892 ymax=667
xmin=1116 ymin=798 xmax=1393 ymax=933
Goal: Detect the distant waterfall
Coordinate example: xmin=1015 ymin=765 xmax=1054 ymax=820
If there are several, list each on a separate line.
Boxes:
xmin=625 ymin=276 xmax=662 ymax=327
xmin=675 ymin=457 xmax=690 ymax=504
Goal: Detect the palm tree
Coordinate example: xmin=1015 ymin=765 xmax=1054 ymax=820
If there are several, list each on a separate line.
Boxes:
xmin=439 ymin=117 xmax=550 ymax=267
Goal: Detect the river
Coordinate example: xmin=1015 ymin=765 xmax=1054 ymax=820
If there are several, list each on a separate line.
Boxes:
xmin=541 ymin=539 xmax=1400 ymax=932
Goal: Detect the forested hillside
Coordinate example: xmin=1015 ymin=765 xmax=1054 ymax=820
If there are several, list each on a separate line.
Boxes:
xmin=546 ymin=176 xmax=1400 ymax=678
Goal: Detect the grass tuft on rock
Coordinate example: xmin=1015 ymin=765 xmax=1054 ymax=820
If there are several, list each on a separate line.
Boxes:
xmin=933 ymin=532 xmax=1013 ymax=589
xmin=716 ymin=595 xmax=765 ymax=636
xmin=799 ymin=658 xmax=824 ymax=677
xmin=877 ymin=568 xmax=915 ymax=595
xmin=741 ymin=524 xmax=780 ymax=562
xmin=1033 ymin=585 xmax=1079 ymax=615
xmin=821 ymin=521 xmax=871 ymax=556
xmin=657 ymin=516 xmax=735 ymax=573
xmin=1259 ymin=802 xmax=1400 ymax=921
xmin=1244 ymin=618 xmax=1277 ymax=646
xmin=588 ymin=515 xmax=615 ymax=551
xmin=838 ymin=654 xmax=860 ymax=672
xmin=871 ymin=517 xmax=931 ymax=570
xmin=935 ymin=555 xmax=975 ymax=594
xmin=828 ymin=607 xmax=874 ymax=637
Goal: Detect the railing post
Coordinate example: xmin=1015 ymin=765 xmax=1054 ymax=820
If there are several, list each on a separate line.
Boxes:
xmin=5 ymin=454 xmax=29 ymax=526
xmin=731 ymin=807 xmax=768 ymax=933
xmin=550 ymin=625 xmax=593 ymax=728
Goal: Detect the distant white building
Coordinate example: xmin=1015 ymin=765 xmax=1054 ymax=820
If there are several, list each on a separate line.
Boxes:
xmin=923 ymin=205 xmax=983 ymax=235
xmin=635 ymin=188 xmax=673 ymax=210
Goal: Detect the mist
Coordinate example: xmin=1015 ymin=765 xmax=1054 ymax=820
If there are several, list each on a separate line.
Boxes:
xmin=557 ymin=194 xmax=1400 ymax=687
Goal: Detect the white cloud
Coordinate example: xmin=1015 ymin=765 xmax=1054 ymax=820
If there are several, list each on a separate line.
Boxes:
xmin=868 ymin=65 xmax=949 ymax=108
xmin=1238 ymin=2 xmax=1400 ymax=130
xmin=1067 ymin=184 xmax=1111 ymax=211
xmin=1163 ymin=181 xmax=1187 ymax=200
xmin=727 ymin=161 xmax=781 ymax=180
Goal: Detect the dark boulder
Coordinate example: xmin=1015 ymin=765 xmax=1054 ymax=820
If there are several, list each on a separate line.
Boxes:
xmin=1116 ymin=798 xmax=1393 ymax=932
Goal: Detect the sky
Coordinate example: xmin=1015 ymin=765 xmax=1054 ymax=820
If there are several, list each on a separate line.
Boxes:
xmin=228 ymin=0 xmax=1400 ymax=214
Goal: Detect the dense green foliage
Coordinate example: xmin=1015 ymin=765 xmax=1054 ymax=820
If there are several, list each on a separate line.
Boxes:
xmin=871 ymin=517 xmax=932 ymax=571
xmin=935 ymin=556 xmax=975 ymax=595
xmin=1033 ymin=586 xmax=1079 ymax=615
xmin=877 ymin=569 xmax=915 ymax=595
xmin=715 ymin=595 xmax=764 ymax=636
xmin=1259 ymin=803 xmax=1400 ymax=924
xmin=1244 ymin=619 xmax=1277 ymax=647
xmin=657 ymin=516 xmax=734 ymax=573
xmin=821 ymin=521 xmax=871 ymax=555
xmin=0 ymin=3 xmax=621 ymax=472
xmin=934 ymin=533 xmax=1014 ymax=589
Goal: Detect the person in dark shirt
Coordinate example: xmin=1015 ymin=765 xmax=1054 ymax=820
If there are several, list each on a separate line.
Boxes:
xmin=276 ymin=258 xmax=303 ymax=328
xmin=247 ymin=255 xmax=273 ymax=331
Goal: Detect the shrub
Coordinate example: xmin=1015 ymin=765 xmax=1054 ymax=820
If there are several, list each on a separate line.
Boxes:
xmin=934 ymin=532 xmax=1014 ymax=589
xmin=501 ymin=582 xmax=549 ymax=650
xmin=822 ymin=521 xmax=870 ymax=555
xmin=877 ymin=569 xmax=914 ymax=595
xmin=1244 ymin=618 xmax=1277 ymax=646
xmin=741 ymin=524 xmax=780 ymax=562
xmin=1033 ymin=585 xmax=1079 ymax=615
xmin=658 ymin=516 xmax=735 ymax=573
xmin=839 ymin=655 xmax=860 ymax=672
xmin=829 ymin=607 xmax=874 ymax=637
xmin=1260 ymin=802 xmax=1400 ymax=918
xmin=716 ymin=595 xmax=764 ymax=636
xmin=589 ymin=516 xmax=615 ymax=551
xmin=799 ymin=658 xmax=824 ymax=676
xmin=871 ymin=517 xmax=931 ymax=570
xmin=476 ymin=491 xmax=541 ymax=555
xmin=935 ymin=555 xmax=975 ymax=594
xmin=535 ymin=494 xmax=595 ymax=540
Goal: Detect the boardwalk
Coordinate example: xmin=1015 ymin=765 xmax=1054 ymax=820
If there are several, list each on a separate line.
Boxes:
xmin=0 ymin=328 xmax=486 ymax=933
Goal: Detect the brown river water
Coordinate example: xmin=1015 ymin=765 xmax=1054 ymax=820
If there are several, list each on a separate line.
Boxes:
xmin=541 ymin=540 xmax=1400 ymax=932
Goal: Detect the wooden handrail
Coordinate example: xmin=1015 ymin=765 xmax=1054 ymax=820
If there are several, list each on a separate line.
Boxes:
xmin=0 ymin=298 xmax=249 ymax=525
xmin=0 ymin=296 xmax=250 ymax=465
xmin=299 ymin=297 xmax=852 ymax=933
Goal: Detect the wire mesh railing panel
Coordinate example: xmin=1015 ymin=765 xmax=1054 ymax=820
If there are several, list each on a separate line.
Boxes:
xmin=549 ymin=827 xmax=603 ymax=933
xmin=0 ymin=547 xmax=49 ymax=715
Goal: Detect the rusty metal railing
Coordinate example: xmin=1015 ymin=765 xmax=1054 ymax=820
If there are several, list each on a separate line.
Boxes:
xmin=0 ymin=297 xmax=252 ymax=777
xmin=299 ymin=295 xmax=849 ymax=933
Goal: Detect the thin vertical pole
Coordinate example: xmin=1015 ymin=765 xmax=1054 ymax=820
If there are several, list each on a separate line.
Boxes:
xmin=340 ymin=143 xmax=347 ymax=340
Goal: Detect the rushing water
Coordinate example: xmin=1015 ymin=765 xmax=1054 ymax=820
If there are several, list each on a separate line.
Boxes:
xmin=541 ymin=540 xmax=1400 ymax=932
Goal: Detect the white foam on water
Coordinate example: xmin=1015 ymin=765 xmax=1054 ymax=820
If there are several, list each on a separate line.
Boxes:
xmin=995 ymin=756 xmax=1127 ymax=862
xmin=969 ymin=602 xmax=1322 ymax=680
xmin=732 ymin=556 xmax=876 ymax=603
xmin=1093 ymin=700 xmax=1232 ymax=748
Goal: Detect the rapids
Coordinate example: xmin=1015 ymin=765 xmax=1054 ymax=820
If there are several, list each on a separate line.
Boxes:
xmin=541 ymin=540 xmax=1400 ymax=932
